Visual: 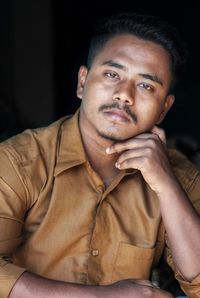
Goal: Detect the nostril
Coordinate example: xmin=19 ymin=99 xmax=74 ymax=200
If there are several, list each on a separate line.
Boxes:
xmin=113 ymin=92 xmax=134 ymax=105
xmin=114 ymin=97 xmax=120 ymax=101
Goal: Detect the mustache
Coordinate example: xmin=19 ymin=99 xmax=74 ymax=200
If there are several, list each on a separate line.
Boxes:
xmin=98 ymin=103 xmax=137 ymax=123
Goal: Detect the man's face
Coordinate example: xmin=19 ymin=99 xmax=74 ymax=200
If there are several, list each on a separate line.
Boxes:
xmin=77 ymin=34 xmax=174 ymax=142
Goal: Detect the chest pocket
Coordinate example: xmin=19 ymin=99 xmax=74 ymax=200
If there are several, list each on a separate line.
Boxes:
xmin=112 ymin=242 xmax=155 ymax=282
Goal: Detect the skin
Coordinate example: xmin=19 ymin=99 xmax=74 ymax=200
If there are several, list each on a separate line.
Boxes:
xmin=10 ymin=34 xmax=200 ymax=297
xmin=77 ymin=34 xmax=174 ymax=144
xmin=10 ymin=273 xmax=173 ymax=298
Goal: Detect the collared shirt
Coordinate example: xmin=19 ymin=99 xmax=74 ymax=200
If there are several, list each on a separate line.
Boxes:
xmin=0 ymin=110 xmax=200 ymax=298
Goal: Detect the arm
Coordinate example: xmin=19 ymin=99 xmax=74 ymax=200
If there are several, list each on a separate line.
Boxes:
xmin=9 ymin=272 xmax=94 ymax=298
xmin=107 ymin=126 xmax=200 ymax=281
xmin=9 ymin=272 xmax=173 ymax=298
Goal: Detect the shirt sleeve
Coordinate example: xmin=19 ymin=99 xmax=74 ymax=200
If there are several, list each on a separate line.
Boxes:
xmin=166 ymin=164 xmax=200 ymax=298
xmin=0 ymin=148 xmax=28 ymax=298
xmin=167 ymin=253 xmax=200 ymax=298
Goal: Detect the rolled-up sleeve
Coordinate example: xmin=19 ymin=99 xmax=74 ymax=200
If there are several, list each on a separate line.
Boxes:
xmin=166 ymin=169 xmax=200 ymax=298
xmin=0 ymin=149 xmax=28 ymax=297
xmin=167 ymin=253 xmax=200 ymax=298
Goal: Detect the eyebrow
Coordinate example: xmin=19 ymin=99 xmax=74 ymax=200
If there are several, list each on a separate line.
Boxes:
xmin=138 ymin=73 xmax=163 ymax=86
xmin=102 ymin=60 xmax=163 ymax=86
xmin=101 ymin=60 xmax=125 ymax=70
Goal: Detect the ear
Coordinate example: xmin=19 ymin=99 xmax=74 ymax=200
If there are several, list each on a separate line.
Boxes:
xmin=156 ymin=94 xmax=175 ymax=124
xmin=76 ymin=66 xmax=88 ymax=99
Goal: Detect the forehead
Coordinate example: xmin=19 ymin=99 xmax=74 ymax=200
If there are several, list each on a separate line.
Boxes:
xmin=91 ymin=34 xmax=172 ymax=87
xmin=96 ymin=34 xmax=170 ymax=62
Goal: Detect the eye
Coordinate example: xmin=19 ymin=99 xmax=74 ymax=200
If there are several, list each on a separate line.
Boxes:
xmin=138 ymin=82 xmax=153 ymax=91
xmin=104 ymin=71 xmax=119 ymax=79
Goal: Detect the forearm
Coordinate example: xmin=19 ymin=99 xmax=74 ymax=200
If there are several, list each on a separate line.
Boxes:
xmin=9 ymin=272 xmax=173 ymax=298
xmin=9 ymin=272 xmax=97 ymax=298
xmin=158 ymin=180 xmax=200 ymax=280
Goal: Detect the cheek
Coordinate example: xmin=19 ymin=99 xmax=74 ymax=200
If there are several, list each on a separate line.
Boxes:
xmin=137 ymin=101 xmax=163 ymax=123
xmin=82 ymin=83 xmax=112 ymax=109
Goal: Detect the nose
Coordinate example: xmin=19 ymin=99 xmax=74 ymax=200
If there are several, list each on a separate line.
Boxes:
xmin=113 ymin=81 xmax=134 ymax=105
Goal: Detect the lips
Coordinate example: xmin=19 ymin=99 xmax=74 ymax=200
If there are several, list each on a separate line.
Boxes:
xmin=103 ymin=109 xmax=131 ymax=122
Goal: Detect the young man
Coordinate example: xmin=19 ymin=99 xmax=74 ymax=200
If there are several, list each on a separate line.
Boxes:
xmin=0 ymin=13 xmax=200 ymax=298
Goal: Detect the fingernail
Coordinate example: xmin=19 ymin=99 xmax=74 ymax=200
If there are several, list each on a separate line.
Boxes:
xmin=106 ymin=147 xmax=110 ymax=154
xmin=115 ymin=162 xmax=120 ymax=168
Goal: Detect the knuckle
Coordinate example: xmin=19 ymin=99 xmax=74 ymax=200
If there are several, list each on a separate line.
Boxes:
xmin=146 ymin=138 xmax=156 ymax=147
xmin=122 ymin=158 xmax=133 ymax=168
xmin=122 ymin=160 xmax=129 ymax=167
xmin=145 ymin=147 xmax=154 ymax=157
xmin=142 ymin=155 xmax=151 ymax=166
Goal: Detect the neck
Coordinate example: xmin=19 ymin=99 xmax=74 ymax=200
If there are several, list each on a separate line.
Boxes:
xmin=79 ymin=113 xmax=120 ymax=185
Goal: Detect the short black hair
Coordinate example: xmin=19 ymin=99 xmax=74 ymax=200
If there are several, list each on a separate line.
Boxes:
xmin=87 ymin=13 xmax=188 ymax=90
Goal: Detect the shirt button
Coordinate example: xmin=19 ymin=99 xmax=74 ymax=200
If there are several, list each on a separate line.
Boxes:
xmin=91 ymin=249 xmax=99 ymax=256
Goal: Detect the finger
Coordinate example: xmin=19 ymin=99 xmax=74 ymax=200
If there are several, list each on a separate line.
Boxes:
xmin=116 ymin=147 xmax=149 ymax=165
xmin=106 ymin=136 xmax=157 ymax=154
xmin=115 ymin=156 xmax=144 ymax=170
xmin=151 ymin=126 xmax=166 ymax=144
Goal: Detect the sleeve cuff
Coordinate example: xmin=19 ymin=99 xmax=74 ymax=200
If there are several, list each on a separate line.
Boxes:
xmin=0 ymin=263 xmax=26 ymax=298
xmin=167 ymin=254 xmax=200 ymax=298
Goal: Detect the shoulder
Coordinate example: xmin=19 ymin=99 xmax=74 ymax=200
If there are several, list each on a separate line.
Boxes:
xmin=0 ymin=116 xmax=71 ymax=163
xmin=168 ymin=149 xmax=199 ymax=190
xmin=0 ymin=116 xmax=72 ymax=203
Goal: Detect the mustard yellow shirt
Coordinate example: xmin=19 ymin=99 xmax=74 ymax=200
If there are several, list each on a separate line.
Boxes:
xmin=0 ymin=110 xmax=200 ymax=298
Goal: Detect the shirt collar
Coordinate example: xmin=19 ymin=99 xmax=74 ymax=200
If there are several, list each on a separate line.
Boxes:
xmin=54 ymin=109 xmax=86 ymax=176
xmin=54 ymin=109 xmax=138 ymax=178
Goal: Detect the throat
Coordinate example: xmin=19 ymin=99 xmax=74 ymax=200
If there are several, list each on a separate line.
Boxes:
xmin=83 ymin=142 xmax=120 ymax=187
xmin=103 ymin=175 xmax=118 ymax=188
xmin=89 ymin=153 xmax=120 ymax=188
xmin=79 ymin=118 xmax=120 ymax=187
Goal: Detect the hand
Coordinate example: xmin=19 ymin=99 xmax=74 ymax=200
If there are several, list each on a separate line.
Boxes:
xmin=99 ymin=279 xmax=174 ymax=298
xmin=106 ymin=126 xmax=176 ymax=194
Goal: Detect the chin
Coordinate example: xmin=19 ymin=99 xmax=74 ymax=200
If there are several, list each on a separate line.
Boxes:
xmin=98 ymin=130 xmax=131 ymax=142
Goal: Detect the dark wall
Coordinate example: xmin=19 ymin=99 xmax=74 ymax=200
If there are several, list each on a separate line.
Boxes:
xmin=0 ymin=0 xmax=200 ymax=143
xmin=0 ymin=0 xmax=54 ymax=139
